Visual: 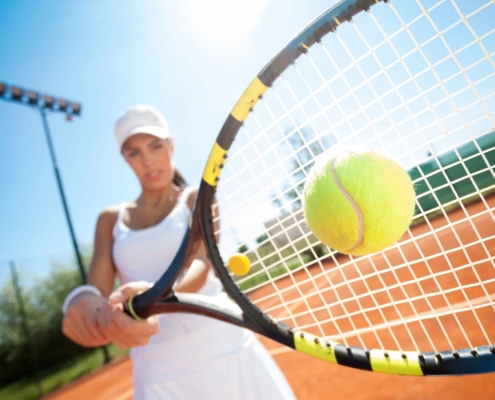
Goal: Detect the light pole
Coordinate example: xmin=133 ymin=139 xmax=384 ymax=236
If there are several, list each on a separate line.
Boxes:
xmin=1 ymin=82 xmax=110 ymax=363
xmin=0 ymin=82 xmax=86 ymax=281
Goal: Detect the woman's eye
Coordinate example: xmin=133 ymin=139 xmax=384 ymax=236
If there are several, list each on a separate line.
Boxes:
xmin=153 ymin=143 xmax=163 ymax=150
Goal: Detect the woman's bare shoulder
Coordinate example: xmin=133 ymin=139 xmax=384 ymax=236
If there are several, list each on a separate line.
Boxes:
xmin=97 ymin=204 xmax=123 ymax=227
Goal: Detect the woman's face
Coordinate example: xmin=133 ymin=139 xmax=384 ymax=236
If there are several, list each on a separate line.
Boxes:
xmin=121 ymin=133 xmax=174 ymax=190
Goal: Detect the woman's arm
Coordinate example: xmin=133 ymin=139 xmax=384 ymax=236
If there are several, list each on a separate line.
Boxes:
xmin=175 ymin=187 xmax=217 ymax=293
xmin=175 ymin=257 xmax=210 ymax=293
xmin=92 ymin=207 xmax=161 ymax=348
xmin=61 ymin=208 xmax=118 ymax=347
xmin=87 ymin=208 xmax=119 ymax=296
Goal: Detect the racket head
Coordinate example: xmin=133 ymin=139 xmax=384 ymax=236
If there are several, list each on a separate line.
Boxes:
xmin=198 ymin=0 xmax=495 ymax=375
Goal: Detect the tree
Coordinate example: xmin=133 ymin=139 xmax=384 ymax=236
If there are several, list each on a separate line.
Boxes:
xmin=0 ymin=249 xmax=94 ymax=387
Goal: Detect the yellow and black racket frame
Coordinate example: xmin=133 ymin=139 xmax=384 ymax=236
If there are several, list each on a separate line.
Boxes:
xmin=127 ymin=0 xmax=495 ymax=376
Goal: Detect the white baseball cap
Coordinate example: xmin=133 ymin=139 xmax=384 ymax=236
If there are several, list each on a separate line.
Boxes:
xmin=114 ymin=104 xmax=170 ymax=149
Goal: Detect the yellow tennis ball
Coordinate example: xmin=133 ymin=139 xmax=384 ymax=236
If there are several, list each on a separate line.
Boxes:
xmin=303 ymin=147 xmax=416 ymax=256
xmin=228 ymin=253 xmax=251 ymax=276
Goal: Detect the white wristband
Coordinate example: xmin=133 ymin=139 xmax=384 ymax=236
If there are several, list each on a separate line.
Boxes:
xmin=62 ymin=285 xmax=102 ymax=315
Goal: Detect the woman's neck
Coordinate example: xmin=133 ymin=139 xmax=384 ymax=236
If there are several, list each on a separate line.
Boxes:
xmin=137 ymin=184 xmax=180 ymax=208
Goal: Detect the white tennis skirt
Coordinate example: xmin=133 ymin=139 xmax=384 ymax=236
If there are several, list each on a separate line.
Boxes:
xmin=129 ymin=293 xmax=295 ymax=400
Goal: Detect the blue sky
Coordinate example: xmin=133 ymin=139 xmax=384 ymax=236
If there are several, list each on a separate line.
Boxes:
xmin=0 ymin=0 xmax=333 ymax=281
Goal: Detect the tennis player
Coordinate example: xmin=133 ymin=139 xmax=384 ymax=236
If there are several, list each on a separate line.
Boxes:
xmin=61 ymin=105 xmax=295 ymax=399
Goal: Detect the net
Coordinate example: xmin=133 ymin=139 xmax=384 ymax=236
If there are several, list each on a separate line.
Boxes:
xmin=215 ymin=0 xmax=495 ymax=353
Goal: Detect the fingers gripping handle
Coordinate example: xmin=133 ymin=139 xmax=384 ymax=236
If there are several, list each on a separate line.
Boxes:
xmin=124 ymin=294 xmax=145 ymax=321
xmin=124 ymin=292 xmax=146 ymax=321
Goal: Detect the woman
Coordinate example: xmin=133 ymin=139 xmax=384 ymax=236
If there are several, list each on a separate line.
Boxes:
xmin=62 ymin=105 xmax=295 ymax=399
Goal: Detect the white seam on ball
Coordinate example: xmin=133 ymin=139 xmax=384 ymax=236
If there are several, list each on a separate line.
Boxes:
xmin=331 ymin=158 xmax=364 ymax=252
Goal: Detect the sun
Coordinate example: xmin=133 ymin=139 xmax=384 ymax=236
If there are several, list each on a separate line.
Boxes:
xmin=179 ymin=0 xmax=270 ymax=45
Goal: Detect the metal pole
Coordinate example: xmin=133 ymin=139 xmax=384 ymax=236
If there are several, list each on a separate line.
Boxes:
xmin=39 ymin=107 xmax=86 ymax=282
xmin=39 ymin=107 xmax=111 ymax=364
xmin=10 ymin=261 xmax=44 ymax=397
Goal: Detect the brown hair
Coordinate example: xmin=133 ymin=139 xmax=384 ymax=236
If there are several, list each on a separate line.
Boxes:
xmin=173 ymin=167 xmax=188 ymax=189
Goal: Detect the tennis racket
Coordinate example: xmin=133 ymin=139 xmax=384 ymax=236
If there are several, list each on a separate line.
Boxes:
xmin=125 ymin=0 xmax=495 ymax=376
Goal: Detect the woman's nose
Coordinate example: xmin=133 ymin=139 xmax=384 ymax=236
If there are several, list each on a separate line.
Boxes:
xmin=141 ymin=154 xmax=155 ymax=167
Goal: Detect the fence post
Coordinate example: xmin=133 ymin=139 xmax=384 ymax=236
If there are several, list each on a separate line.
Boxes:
xmin=9 ymin=260 xmax=44 ymax=397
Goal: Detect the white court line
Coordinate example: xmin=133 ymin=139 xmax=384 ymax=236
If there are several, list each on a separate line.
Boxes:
xmin=114 ymin=388 xmax=134 ymax=400
xmin=331 ymin=293 xmax=495 ymax=341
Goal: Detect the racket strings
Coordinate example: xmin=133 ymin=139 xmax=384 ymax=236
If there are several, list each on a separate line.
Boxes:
xmin=234 ymin=17 xmax=490 ymax=352
xmin=253 ymin=242 xmax=495 ymax=318
xmin=301 ymin=0 xmax=492 ymax=346
xmin=215 ymin=0 xmax=495 ymax=353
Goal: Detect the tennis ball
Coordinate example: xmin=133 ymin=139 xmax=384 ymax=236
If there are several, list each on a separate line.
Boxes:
xmin=228 ymin=253 xmax=251 ymax=276
xmin=303 ymin=147 xmax=415 ymax=256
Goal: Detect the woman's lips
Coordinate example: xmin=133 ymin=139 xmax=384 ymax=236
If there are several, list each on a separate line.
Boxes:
xmin=145 ymin=169 xmax=163 ymax=180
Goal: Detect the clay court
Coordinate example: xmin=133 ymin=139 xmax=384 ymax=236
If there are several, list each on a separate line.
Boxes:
xmin=45 ymin=197 xmax=495 ymax=399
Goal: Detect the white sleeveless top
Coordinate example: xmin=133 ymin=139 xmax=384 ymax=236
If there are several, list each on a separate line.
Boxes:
xmin=113 ymin=187 xmax=221 ymax=296
xmin=112 ymin=187 xmax=253 ymax=385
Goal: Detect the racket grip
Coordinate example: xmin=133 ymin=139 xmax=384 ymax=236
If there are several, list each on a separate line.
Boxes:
xmin=123 ymin=293 xmax=145 ymax=321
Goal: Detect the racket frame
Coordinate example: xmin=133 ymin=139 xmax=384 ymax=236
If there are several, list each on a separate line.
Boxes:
xmin=125 ymin=0 xmax=495 ymax=376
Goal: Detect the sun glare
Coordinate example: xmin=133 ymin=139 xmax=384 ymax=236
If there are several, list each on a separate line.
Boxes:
xmin=180 ymin=0 xmax=270 ymax=45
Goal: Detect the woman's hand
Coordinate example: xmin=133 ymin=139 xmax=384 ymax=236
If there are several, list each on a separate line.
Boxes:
xmin=96 ymin=281 xmax=159 ymax=349
xmin=62 ymin=294 xmax=110 ymax=347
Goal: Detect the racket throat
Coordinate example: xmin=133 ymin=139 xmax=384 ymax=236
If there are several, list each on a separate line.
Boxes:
xmin=148 ymin=293 xmax=254 ymax=330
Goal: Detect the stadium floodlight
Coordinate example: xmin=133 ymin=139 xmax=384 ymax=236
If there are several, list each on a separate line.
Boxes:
xmin=58 ymin=99 xmax=68 ymax=112
xmin=11 ymin=86 xmax=23 ymax=101
xmin=71 ymin=102 xmax=81 ymax=115
xmin=27 ymin=91 xmax=39 ymax=105
xmin=43 ymin=95 xmax=54 ymax=108
xmin=0 ymin=83 xmax=82 ymax=116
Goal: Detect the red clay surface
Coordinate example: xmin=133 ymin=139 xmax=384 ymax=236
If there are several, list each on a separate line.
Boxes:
xmin=45 ymin=199 xmax=495 ymax=399
xmin=43 ymin=357 xmax=133 ymax=400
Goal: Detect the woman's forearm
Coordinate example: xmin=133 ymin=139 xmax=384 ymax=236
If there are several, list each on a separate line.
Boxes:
xmin=175 ymin=259 xmax=210 ymax=293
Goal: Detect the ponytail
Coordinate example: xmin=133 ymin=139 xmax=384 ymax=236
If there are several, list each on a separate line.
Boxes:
xmin=172 ymin=167 xmax=188 ymax=189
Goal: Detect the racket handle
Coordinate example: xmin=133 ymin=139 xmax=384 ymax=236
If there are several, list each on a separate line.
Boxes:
xmin=123 ymin=293 xmax=145 ymax=321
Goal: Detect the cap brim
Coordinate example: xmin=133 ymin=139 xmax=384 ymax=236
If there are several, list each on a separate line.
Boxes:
xmin=120 ymin=125 xmax=170 ymax=148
